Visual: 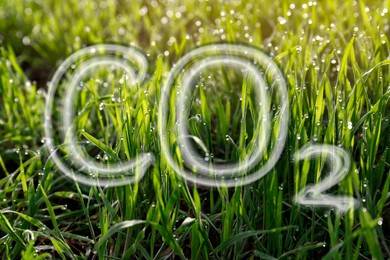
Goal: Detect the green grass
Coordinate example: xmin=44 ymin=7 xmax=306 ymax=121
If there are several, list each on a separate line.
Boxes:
xmin=0 ymin=0 xmax=390 ymax=259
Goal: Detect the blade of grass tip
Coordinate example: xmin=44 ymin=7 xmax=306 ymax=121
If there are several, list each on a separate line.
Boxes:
xmin=192 ymin=187 xmax=201 ymax=219
xmin=358 ymin=1 xmax=374 ymax=39
xmin=221 ymin=195 xmax=234 ymax=244
xmin=0 ymin=212 xmax=25 ymax=247
xmin=38 ymin=185 xmax=66 ymax=242
xmin=362 ymin=60 xmax=390 ymax=81
xmin=17 ymin=155 xmax=28 ymax=194
xmin=49 ymin=238 xmax=69 ymax=260
xmin=27 ymin=180 xmax=37 ymax=216
xmin=95 ymin=220 xmax=146 ymax=249
xmin=0 ymin=155 xmax=9 ymax=176
xmin=6 ymin=46 xmax=25 ymax=78
xmin=1 ymin=210 xmax=49 ymax=232
xmin=337 ymin=37 xmax=354 ymax=85
xmin=21 ymin=239 xmax=51 ymax=260
xmin=80 ymin=131 xmax=120 ymax=161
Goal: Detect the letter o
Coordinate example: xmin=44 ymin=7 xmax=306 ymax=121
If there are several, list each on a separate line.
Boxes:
xmin=159 ymin=44 xmax=289 ymax=187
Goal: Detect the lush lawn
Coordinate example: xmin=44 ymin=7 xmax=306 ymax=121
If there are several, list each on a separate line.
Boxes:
xmin=0 ymin=0 xmax=389 ymax=259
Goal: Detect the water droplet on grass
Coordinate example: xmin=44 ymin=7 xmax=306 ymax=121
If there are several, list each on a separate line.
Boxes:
xmin=22 ymin=36 xmax=31 ymax=45
xmin=278 ymin=17 xmax=287 ymax=25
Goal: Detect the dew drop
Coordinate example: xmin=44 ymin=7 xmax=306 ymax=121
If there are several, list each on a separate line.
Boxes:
xmin=22 ymin=36 xmax=31 ymax=45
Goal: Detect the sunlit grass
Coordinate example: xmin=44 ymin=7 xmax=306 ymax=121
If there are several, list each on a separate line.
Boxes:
xmin=0 ymin=0 xmax=389 ymax=259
